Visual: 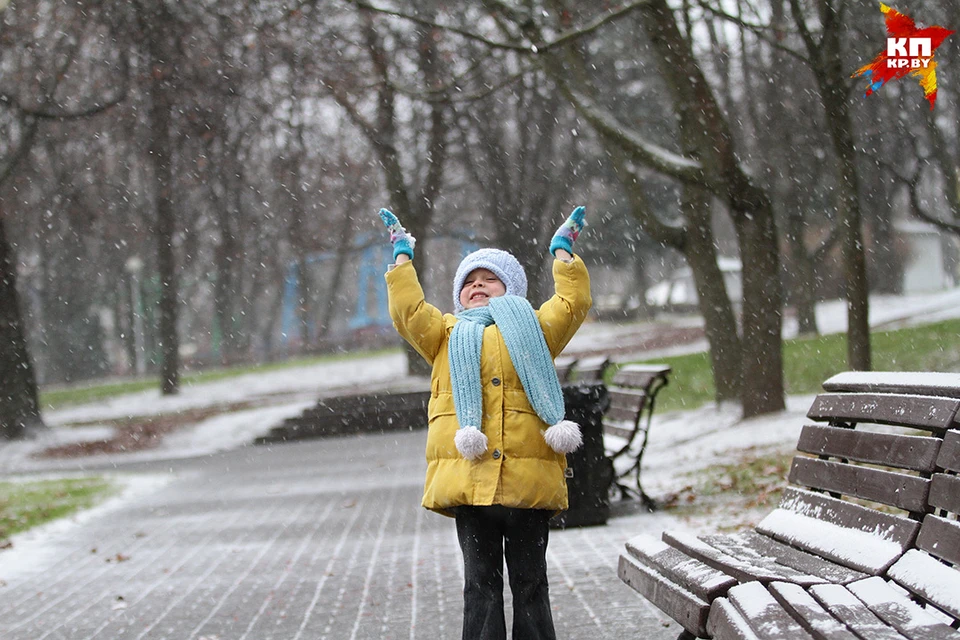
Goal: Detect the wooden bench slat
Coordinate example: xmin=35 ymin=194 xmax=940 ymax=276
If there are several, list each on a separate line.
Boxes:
xmin=847 ymin=576 xmax=960 ymax=640
xmin=807 ymin=393 xmax=959 ymax=432
xmin=618 ymin=363 xmax=673 ymax=374
xmin=607 ymin=388 xmax=648 ymax=409
xmin=797 ymin=424 xmax=942 ymax=473
xmin=808 ymin=584 xmax=910 ymax=640
xmin=787 ymin=457 xmax=930 ymax=513
xmin=887 ymin=548 xmax=960 ymax=621
xmin=936 ymin=430 xmax=960 ymax=473
xmin=611 ymin=371 xmax=657 ymax=387
xmin=701 ymin=531 xmax=868 ymax=585
xmin=571 ymin=355 xmax=610 ymax=382
xmin=624 ymin=534 xmax=736 ymax=601
xmin=915 ymin=513 xmax=960 ymax=566
xmin=707 ymin=597 xmax=763 ymax=640
xmin=756 ymin=488 xmax=918 ymax=575
xmin=663 ymin=531 xmax=827 ymax=586
xmin=929 ymin=472 xmax=960 ymax=517
xmin=768 ymin=581 xmax=860 ymax=640
xmin=602 ymin=422 xmax=634 ymax=439
xmin=822 ymin=372 xmax=960 ymax=399
xmin=603 ymin=405 xmax=643 ymax=424
xmin=617 ymin=554 xmax=711 ymax=638
xmin=612 ymin=363 xmax=671 ymax=387
xmin=726 ymin=582 xmax=815 ymax=639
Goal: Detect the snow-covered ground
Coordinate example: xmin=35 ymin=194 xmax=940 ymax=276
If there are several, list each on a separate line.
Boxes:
xmin=1 ymin=287 xmax=959 ymax=488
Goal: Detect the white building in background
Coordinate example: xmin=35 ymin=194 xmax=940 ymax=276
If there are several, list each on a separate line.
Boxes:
xmin=644 ymin=257 xmax=743 ymax=310
xmin=896 ymin=219 xmax=959 ymax=293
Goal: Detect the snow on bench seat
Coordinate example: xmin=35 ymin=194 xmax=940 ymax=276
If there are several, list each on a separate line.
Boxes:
xmin=708 ymin=582 xmax=813 ymax=639
xmin=808 ymin=583 xmax=909 ymax=640
xmin=624 ymin=534 xmax=736 ymax=600
xmin=699 ymin=530 xmax=868 ymax=585
xmin=822 ymin=371 xmax=960 ymax=399
xmin=756 ymin=488 xmax=918 ymax=575
xmin=887 ymin=548 xmax=960 ymax=621
xmin=617 ymin=553 xmax=712 ymax=637
xmin=663 ymin=530 xmax=828 ymax=586
xmin=847 ymin=576 xmax=960 ymax=640
xmin=767 ymin=581 xmax=859 ymax=640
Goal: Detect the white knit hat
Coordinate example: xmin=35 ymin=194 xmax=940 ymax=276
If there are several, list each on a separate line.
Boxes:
xmin=452 ymin=248 xmax=527 ymax=312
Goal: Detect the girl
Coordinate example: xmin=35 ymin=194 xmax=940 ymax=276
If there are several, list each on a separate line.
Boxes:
xmin=379 ymin=207 xmax=591 ymax=640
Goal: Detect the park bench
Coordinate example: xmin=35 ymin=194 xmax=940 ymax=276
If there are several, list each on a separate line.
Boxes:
xmin=602 ymin=363 xmax=672 ymax=508
xmin=618 ymin=371 xmax=960 ymax=639
xmin=569 ymin=355 xmax=613 ymax=383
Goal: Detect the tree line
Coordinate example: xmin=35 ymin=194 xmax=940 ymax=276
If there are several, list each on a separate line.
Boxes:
xmin=2 ymin=0 xmax=959 ymax=439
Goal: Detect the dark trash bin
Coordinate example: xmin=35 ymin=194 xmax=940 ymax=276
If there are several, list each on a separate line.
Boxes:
xmin=551 ymin=382 xmax=612 ymax=529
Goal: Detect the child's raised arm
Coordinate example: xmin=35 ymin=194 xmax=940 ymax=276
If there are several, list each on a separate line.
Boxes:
xmin=378 ymin=208 xmax=415 ymax=265
xmin=379 ymin=207 xmax=448 ymax=364
xmin=539 ymin=206 xmax=591 ymax=355
xmin=549 ymin=206 xmax=586 ymax=262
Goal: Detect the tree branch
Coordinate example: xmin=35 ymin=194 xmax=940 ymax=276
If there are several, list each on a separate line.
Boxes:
xmin=347 ymin=0 xmax=529 ymax=51
xmin=347 ymin=0 xmax=653 ymax=54
xmin=907 ymin=176 xmax=960 ymax=234
xmin=564 ymin=87 xmax=704 ymax=182
xmin=697 ymin=0 xmax=810 ymax=63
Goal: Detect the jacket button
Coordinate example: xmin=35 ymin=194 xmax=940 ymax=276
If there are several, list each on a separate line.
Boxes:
xmin=492 ymin=449 xmax=502 ymax=459
xmin=491 ymin=377 xmax=501 ymax=386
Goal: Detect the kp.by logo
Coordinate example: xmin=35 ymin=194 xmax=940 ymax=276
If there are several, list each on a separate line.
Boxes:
xmin=886 ymin=37 xmax=932 ymax=69
xmin=853 ymin=4 xmax=954 ymax=109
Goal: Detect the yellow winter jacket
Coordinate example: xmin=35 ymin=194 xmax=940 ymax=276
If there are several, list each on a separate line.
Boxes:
xmin=385 ymin=256 xmax=592 ymax=516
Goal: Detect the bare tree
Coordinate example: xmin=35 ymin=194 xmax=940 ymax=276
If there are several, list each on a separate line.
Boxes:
xmin=0 ymin=0 xmax=126 ymax=437
xmin=452 ymin=66 xmax=581 ymax=298
xmin=316 ymin=7 xmax=452 ymax=375
xmin=786 ymin=0 xmax=871 ymax=370
xmin=499 ymin=0 xmax=784 ymax=415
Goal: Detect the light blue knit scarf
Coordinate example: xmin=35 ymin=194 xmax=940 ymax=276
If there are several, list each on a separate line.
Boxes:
xmin=448 ymin=295 xmax=565 ymax=433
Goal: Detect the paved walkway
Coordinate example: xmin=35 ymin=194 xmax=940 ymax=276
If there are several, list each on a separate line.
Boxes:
xmin=0 ymin=430 xmax=680 ymax=639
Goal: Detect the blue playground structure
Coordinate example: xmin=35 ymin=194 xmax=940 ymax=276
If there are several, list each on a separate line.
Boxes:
xmin=280 ymin=235 xmax=479 ymax=347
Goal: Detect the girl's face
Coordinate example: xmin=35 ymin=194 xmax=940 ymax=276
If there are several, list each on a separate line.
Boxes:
xmin=459 ymin=268 xmax=506 ymax=309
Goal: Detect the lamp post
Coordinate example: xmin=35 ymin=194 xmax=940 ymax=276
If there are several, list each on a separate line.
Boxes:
xmin=125 ymin=256 xmax=146 ymax=376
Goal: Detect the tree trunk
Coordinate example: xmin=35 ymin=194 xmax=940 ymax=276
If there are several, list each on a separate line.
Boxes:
xmin=0 ymin=210 xmax=44 ymax=439
xmin=148 ymin=66 xmax=180 ymax=395
xmin=641 ymin=0 xmax=785 ymax=415
xmin=784 ymin=205 xmax=820 ymax=336
xmin=823 ymin=86 xmax=871 ymax=371
xmin=733 ymin=185 xmax=786 ymax=417
xmin=682 ymin=186 xmax=742 ymax=402
xmin=213 ymin=239 xmax=235 ymax=365
xmin=791 ymin=0 xmax=871 ymax=370
xmin=318 ymin=213 xmax=355 ymax=338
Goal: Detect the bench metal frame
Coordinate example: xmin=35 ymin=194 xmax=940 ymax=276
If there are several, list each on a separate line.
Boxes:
xmin=603 ymin=364 xmax=671 ymax=509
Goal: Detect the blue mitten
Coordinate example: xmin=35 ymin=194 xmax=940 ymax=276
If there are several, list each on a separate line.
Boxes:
xmin=549 ymin=206 xmax=586 ymax=257
xmin=378 ymin=208 xmax=416 ymax=260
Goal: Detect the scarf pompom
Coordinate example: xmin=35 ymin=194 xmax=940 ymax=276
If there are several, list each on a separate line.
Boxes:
xmin=455 ymin=426 xmax=488 ymax=460
xmin=543 ymin=420 xmax=582 ymax=454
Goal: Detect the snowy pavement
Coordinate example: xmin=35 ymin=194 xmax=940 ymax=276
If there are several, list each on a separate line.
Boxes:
xmin=0 ymin=433 xmax=690 ymax=640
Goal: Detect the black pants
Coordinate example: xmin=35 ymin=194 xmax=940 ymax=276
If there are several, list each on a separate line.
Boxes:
xmin=455 ymin=505 xmax=556 ymax=640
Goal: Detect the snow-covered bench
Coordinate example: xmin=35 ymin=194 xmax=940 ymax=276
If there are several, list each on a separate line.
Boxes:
xmin=603 ymin=363 xmax=671 ymax=508
xmin=618 ymin=371 xmax=960 ymax=639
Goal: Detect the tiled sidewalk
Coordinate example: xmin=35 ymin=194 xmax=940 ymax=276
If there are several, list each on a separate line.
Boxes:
xmin=0 ymin=431 xmax=677 ymax=639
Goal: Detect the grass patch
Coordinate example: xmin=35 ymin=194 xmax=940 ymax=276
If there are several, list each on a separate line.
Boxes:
xmin=624 ymin=317 xmax=960 ymax=413
xmin=39 ymin=347 xmax=401 ymax=410
xmin=0 ymin=477 xmax=115 ymax=543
